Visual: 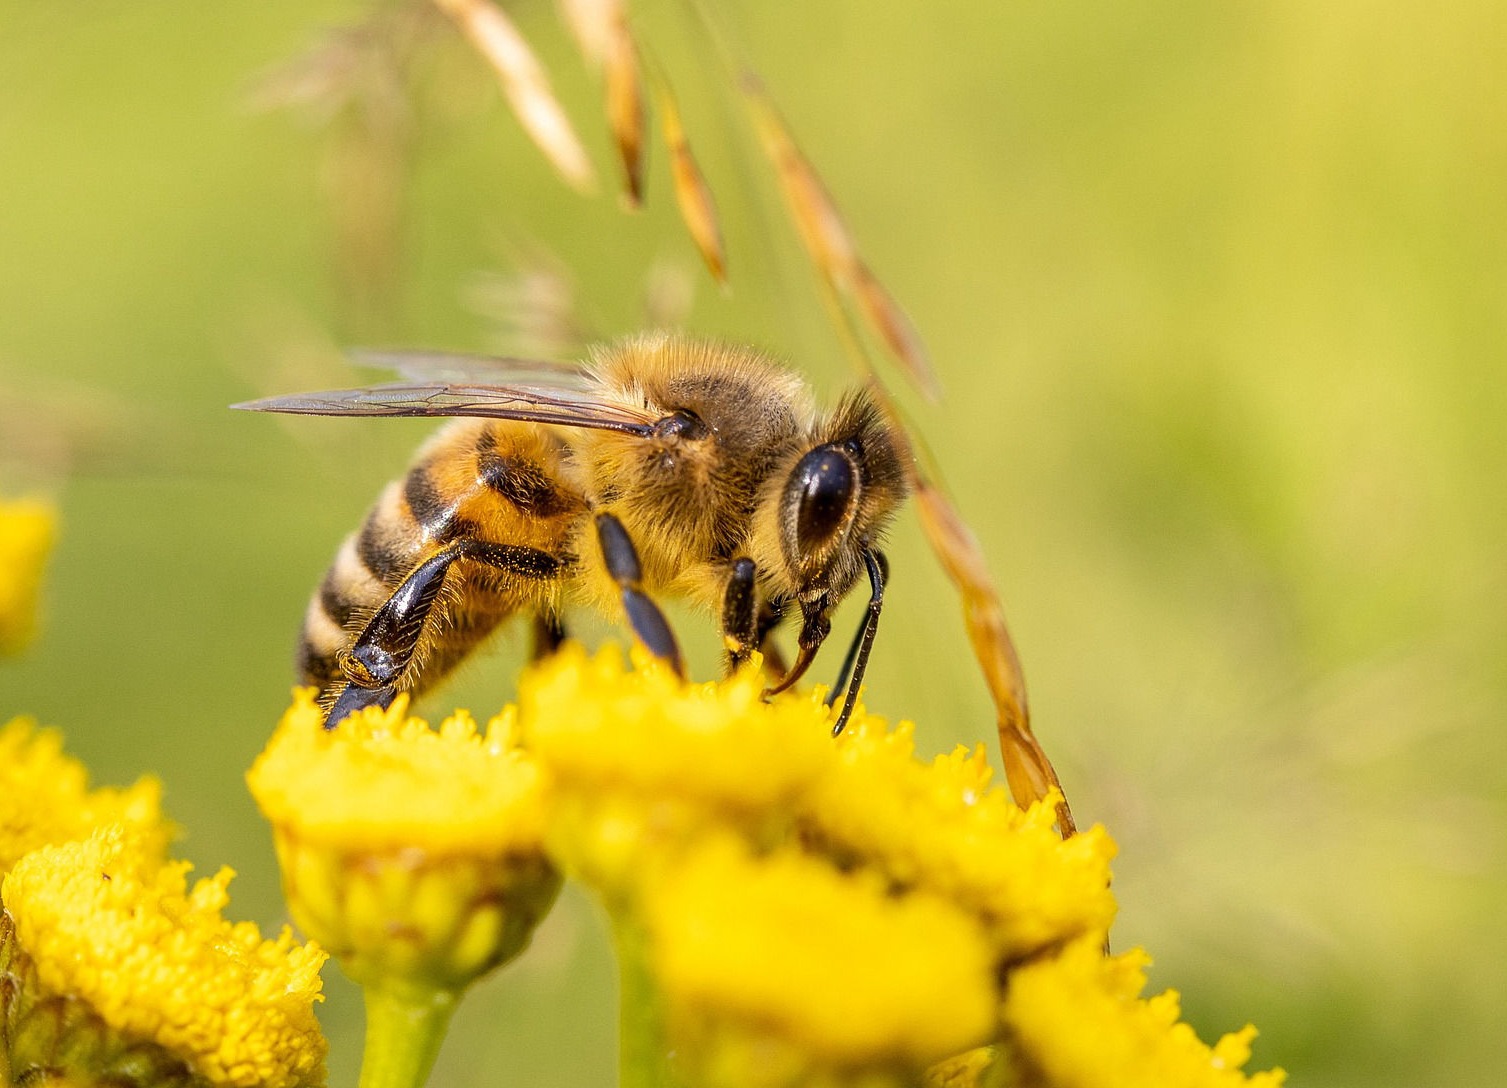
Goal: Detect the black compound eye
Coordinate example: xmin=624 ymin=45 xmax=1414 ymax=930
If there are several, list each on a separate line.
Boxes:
xmin=792 ymin=445 xmax=857 ymax=549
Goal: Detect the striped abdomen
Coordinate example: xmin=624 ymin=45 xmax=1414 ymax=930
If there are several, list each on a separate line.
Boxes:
xmin=297 ymin=419 xmax=585 ymax=706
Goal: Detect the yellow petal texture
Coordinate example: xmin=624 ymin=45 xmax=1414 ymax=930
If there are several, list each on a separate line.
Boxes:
xmin=2 ymin=825 xmax=327 ymax=1088
xmin=248 ymin=689 xmax=547 ymax=852
xmin=644 ymin=835 xmax=997 ymax=1088
xmin=520 ymin=644 xmax=834 ymax=893
xmin=0 ymin=497 xmax=57 ymax=655
xmin=523 ymin=643 xmax=832 ymax=809
xmin=802 ymin=715 xmax=1117 ymax=960
xmin=247 ymin=690 xmax=560 ymax=992
xmin=1000 ymin=936 xmax=1285 ymax=1088
xmin=0 ymin=716 xmax=165 ymax=878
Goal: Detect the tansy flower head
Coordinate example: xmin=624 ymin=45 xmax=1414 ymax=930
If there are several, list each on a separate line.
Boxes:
xmin=1 ymin=825 xmax=327 ymax=1088
xmin=0 ymin=496 xmax=58 ymax=655
xmin=999 ymin=936 xmax=1285 ymax=1088
xmin=246 ymin=689 xmax=560 ymax=993
xmin=802 ymin=712 xmax=1117 ymax=961
xmin=520 ymin=643 xmax=835 ymax=895
xmin=642 ymin=835 xmax=998 ymax=1088
xmin=0 ymin=715 xmax=166 ymax=877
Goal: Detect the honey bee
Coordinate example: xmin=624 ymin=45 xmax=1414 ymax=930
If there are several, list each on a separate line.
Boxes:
xmin=236 ymin=332 xmax=908 ymax=729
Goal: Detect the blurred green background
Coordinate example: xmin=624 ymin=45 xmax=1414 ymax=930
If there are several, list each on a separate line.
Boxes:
xmin=3 ymin=2 xmax=1504 ymax=1085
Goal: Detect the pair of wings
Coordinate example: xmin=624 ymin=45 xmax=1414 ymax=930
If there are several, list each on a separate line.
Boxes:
xmin=233 ymin=350 xmax=659 ymax=436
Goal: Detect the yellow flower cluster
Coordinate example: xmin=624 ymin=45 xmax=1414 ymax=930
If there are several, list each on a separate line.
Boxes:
xmin=247 ymin=689 xmax=560 ymax=995
xmin=801 ymin=713 xmax=1117 ymax=961
xmin=0 ymin=715 xmax=166 ymax=876
xmin=516 ymin=645 xmax=1124 ymax=1088
xmin=4 ymin=828 xmax=327 ymax=1088
xmin=0 ymin=717 xmax=328 ymax=1088
xmin=249 ymin=690 xmax=548 ymax=853
xmin=1000 ymin=937 xmax=1286 ymax=1088
xmin=242 ymin=643 xmax=1283 ymax=1088
xmin=522 ymin=646 xmax=833 ymax=898
xmin=643 ymin=835 xmax=996 ymax=1082
xmin=0 ymin=496 xmax=57 ymax=655
xmin=247 ymin=688 xmax=567 ymax=1088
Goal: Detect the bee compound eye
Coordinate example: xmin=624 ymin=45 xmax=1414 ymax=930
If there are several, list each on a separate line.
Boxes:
xmin=792 ymin=445 xmax=857 ymax=550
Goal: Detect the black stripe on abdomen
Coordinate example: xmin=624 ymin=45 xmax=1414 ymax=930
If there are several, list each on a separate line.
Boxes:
xmin=477 ymin=447 xmax=572 ymax=515
xmin=356 ymin=511 xmax=412 ymax=584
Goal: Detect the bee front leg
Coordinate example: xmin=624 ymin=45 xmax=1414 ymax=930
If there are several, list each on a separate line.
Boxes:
xmin=595 ymin=512 xmax=685 ymax=676
xmin=825 ymin=548 xmax=888 ymax=736
xmin=763 ymin=597 xmax=832 ymax=698
xmin=720 ymin=558 xmax=758 ymax=674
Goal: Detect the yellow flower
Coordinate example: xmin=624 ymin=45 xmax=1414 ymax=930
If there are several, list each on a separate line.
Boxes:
xmin=0 ymin=715 xmax=166 ymax=877
xmin=246 ymin=689 xmax=559 ymax=993
xmin=800 ymin=708 xmax=1117 ymax=961
xmin=642 ymin=835 xmax=998 ymax=1088
xmin=1000 ymin=936 xmax=1285 ymax=1088
xmin=2 ymin=825 xmax=327 ymax=1088
xmin=0 ymin=496 xmax=58 ymax=655
xmin=521 ymin=644 xmax=834 ymax=895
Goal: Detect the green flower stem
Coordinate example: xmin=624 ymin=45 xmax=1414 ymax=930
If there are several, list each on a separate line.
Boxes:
xmin=612 ymin=913 xmax=677 ymax=1088
xmin=357 ymin=981 xmax=459 ymax=1088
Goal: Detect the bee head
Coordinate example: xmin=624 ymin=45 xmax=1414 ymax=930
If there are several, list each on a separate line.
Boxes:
xmin=773 ymin=390 xmax=908 ymax=598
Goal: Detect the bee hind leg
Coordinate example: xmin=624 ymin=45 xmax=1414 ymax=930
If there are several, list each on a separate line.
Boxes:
xmin=595 ymin=512 xmax=685 ymax=677
xmin=327 ymin=538 xmax=562 ymax=729
xmin=325 ymin=678 xmax=399 ymax=727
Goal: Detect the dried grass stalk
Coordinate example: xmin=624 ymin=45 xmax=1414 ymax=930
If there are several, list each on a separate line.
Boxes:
xmin=742 ymin=75 xmax=939 ymax=399
xmin=556 ymin=0 xmax=615 ymax=66
xmin=604 ymin=9 xmax=645 ymax=206
xmin=433 ymin=0 xmax=595 ymax=192
xmin=659 ymin=79 xmax=727 ymax=283
xmin=914 ymin=478 xmax=1078 ymax=837
xmin=851 ymin=262 xmax=932 ymax=397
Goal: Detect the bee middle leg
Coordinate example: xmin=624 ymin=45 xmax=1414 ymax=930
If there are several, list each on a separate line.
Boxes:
xmin=720 ymin=558 xmax=758 ymax=674
xmin=530 ymin=612 xmax=567 ymax=661
xmin=755 ymin=596 xmax=788 ymax=678
xmin=717 ymin=561 xmax=789 ymax=677
xmin=327 ymin=538 xmax=561 ymax=728
xmin=595 ymin=512 xmax=684 ymax=676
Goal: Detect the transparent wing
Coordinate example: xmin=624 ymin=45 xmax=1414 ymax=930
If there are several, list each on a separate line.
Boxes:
xmin=348 ymin=348 xmax=597 ymax=389
xmin=233 ymin=365 xmax=656 ymax=436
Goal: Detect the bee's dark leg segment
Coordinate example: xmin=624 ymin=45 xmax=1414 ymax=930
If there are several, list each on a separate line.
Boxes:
xmin=327 ymin=539 xmax=561 ymax=729
xmin=826 ymin=551 xmax=889 ymax=707
xmin=531 ymin=612 xmax=567 ymax=661
xmin=763 ymin=597 xmax=831 ymax=698
xmin=596 ymin=512 xmax=685 ymax=676
xmin=755 ymin=596 xmax=788 ymax=677
xmin=325 ymin=680 xmax=399 ymax=728
xmin=338 ymin=547 xmax=458 ymax=694
xmin=827 ymin=548 xmax=888 ymax=736
xmin=720 ymin=558 xmax=758 ymax=673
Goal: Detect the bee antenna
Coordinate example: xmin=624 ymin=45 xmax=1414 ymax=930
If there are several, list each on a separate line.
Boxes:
xmin=826 ymin=548 xmax=887 ymax=735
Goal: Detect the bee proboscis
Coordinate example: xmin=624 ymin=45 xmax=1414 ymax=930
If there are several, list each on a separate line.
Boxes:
xmin=236 ymin=332 xmax=908 ymax=729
